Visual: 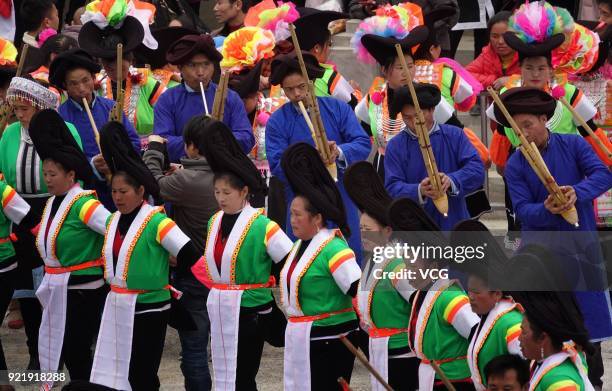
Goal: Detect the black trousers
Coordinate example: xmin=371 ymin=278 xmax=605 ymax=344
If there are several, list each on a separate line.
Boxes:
xmin=20 ymin=297 xmax=42 ymax=369
xmin=62 ymin=286 xmax=107 ymax=381
xmin=236 ymin=312 xmax=265 ymax=391
xmin=0 ymin=267 xmax=17 ymax=373
xmin=389 ymin=356 xmax=420 ymax=391
xmin=128 ymin=308 xmax=169 ymax=391
xmin=310 ymin=331 xmax=358 ymax=390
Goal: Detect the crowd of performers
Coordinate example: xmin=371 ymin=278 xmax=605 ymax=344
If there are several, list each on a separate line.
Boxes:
xmin=0 ymin=0 xmax=610 ymax=390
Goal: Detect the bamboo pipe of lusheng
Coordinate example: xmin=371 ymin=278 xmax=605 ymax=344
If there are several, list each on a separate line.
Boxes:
xmin=109 ymin=44 xmax=124 ymax=122
xmin=487 ymin=86 xmax=579 ymax=227
xmin=339 ymin=336 xmax=393 ymax=391
xmin=289 ymin=24 xmax=338 ymax=181
xmin=395 ymin=44 xmax=448 ymax=217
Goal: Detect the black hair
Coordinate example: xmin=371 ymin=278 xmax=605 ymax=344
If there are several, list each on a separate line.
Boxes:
xmin=40 ymin=34 xmax=78 ymax=67
xmin=519 ymin=55 xmax=553 ymax=67
xmin=20 ymin=0 xmax=55 ymax=32
xmin=183 ymin=115 xmax=207 ymax=152
xmin=487 ymin=11 xmax=512 ymax=33
xmin=213 ymin=172 xmax=248 ymax=193
xmin=312 ymin=30 xmax=332 ymax=50
xmin=294 ymin=193 xmax=322 ymax=218
xmin=525 ymin=313 xmax=564 ymax=352
xmin=112 ymin=171 xmax=146 ymax=197
xmin=597 ymin=0 xmax=612 ymax=8
xmin=412 ymin=35 xmax=439 ymax=62
xmin=43 ymin=157 xmax=73 ymax=176
xmin=100 ymin=49 xmax=135 ymax=63
xmin=484 ymin=354 xmax=530 ymax=386
xmin=229 ymin=0 xmax=251 ymax=14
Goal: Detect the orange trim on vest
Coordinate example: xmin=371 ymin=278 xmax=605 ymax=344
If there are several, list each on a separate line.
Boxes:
xmin=288 ymin=307 xmax=353 ymax=323
xmin=44 ymin=258 xmax=104 ymax=274
xmin=490 ymin=131 xmax=512 ymax=167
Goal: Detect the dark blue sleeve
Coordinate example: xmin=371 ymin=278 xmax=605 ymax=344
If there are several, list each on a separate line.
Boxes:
xmin=335 ymin=99 xmax=371 ymax=166
xmin=384 ymin=136 xmax=420 ymax=201
xmin=265 ymin=110 xmax=290 ymax=184
xmin=153 ymin=90 xmax=184 ymax=162
xmin=445 ymin=128 xmax=485 ymax=196
xmin=226 ymin=91 xmax=255 ymax=154
xmin=505 ymin=153 xmax=557 ymax=228
xmin=572 ymin=136 xmax=612 ymax=202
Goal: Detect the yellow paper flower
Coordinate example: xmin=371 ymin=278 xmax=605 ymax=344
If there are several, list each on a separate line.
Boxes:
xmin=221 ymin=27 xmax=275 ymax=72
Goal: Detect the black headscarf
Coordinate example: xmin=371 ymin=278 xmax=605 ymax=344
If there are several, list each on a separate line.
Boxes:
xmin=503 ymin=32 xmax=565 ymax=63
xmin=390 ymin=83 xmax=442 ymax=116
xmin=100 ymin=121 xmax=161 ymax=203
xmin=493 ymin=87 xmax=557 ymax=128
xmin=79 ymin=16 xmax=145 ymax=59
xmin=197 ymin=116 xmax=266 ymax=199
xmin=343 ymin=161 xmax=392 ymax=227
xmin=229 ymin=61 xmax=263 ymax=99
xmin=269 ymin=51 xmax=325 ymax=86
xmin=450 ymin=219 xmax=509 ymax=289
xmin=29 ymin=109 xmax=93 ymax=185
xmin=281 ymin=142 xmax=349 ymax=238
xmin=166 ymin=34 xmax=222 ymax=65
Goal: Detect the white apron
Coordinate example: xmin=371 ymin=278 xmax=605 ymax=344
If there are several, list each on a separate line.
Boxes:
xmin=35 ymin=186 xmax=88 ymax=391
xmin=202 ymin=206 xmax=263 ymax=391
xmin=90 ymin=204 xmax=159 ymax=391
xmin=279 ymin=229 xmax=338 ymax=391
xmin=467 ymin=300 xmax=518 ymax=390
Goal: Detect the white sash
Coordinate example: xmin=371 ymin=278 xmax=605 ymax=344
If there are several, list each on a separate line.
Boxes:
xmin=280 ymin=229 xmax=336 ymax=390
xmin=90 ymin=203 xmax=158 ymax=391
xmin=529 ymin=349 xmax=595 ymax=391
xmin=284 ymin=320 xmax=313 ymax=391
xmin=413 ymin=279 xmax=455 ymax=391
xmin=204 ymin=205 xmax=261 ymax=391
xmin=37 ymin=272 xmax=70 ymax=391
xmin=369 ymin=336 xmax=390 ymax=391
xmin=207 ymin=289 xmax=243 ymax=391
xmin=467 ymin=300 xmax=517 ymax=390
xmin=36 ymin=186 xmax=86 ymax=391
xmin=90 ymin=291 xmax=138 ymax=391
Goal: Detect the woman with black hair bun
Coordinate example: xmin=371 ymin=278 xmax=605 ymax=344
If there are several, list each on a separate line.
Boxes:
xmin=280 ymin=142 xmax=362 ymax=391
xmin=89 ymin=121 xmax=202 ymax=391
xmin=189 ymin=117 xmax=293 ymax=391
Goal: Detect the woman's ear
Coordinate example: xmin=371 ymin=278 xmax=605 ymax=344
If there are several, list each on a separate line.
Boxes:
xmin=138 ymin=185 xmax=146 ymax=199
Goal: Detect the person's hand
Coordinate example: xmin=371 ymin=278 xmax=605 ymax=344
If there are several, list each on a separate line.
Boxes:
xmin=438 ymin=173 xmax=451 ymax=194
xmin=419 ymin=177 xmax=438 ymax=199
xmin=92 ymin=154 xmax=110 ymax=176
xmin=148 ymin=135 xmax=166 ymax=143
xmin=360 ymin=0 xmax=377 ymax=15
xmin=327 ymin=140 xmax=340 ymax=163
xmin=493 ymin=77 xmax=509 ymax=90
xmin=544 ymin=186 xmax=576 ymax=214
xmin=164 ymin=163 xmax=182 ymax=176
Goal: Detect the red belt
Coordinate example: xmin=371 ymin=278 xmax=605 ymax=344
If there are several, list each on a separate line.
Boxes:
xmin=422 ymin=355 xmax=468 ymax=365
xmin=369 ymin=327 xmax=409 ymax=338
xmin=288 ymin=307 xmax=353 ymax=323
xmin=110 ymin=284 xmax=182 ymax=299
xmin=44 ymin=258 xmax=104 ymax=274
xmin=0 ymin=233 xmax=17 ymax=244
xmin=208 ymin=276 xmax=276 ymax=291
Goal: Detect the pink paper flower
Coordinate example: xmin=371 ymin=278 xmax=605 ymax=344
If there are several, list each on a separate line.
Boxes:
xmin=37 ymin=28 xmax=57 ymax=47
